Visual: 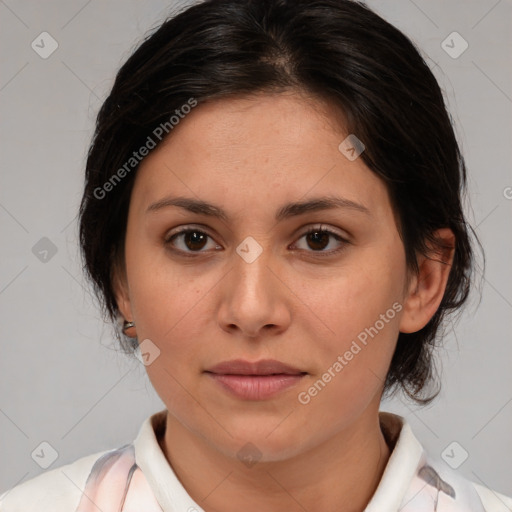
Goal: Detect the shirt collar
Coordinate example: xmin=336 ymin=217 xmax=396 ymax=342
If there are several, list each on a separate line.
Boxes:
xmin=133 ymin=409 xmax=202 ymax=511
xmin=133 ymin=409 xmax=424 ymax=512
xmin=365 ymin=411 xmax=424 ymax=510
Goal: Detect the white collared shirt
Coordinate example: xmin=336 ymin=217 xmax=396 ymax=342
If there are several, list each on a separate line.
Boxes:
xmin=1 ymin=409 xmax=510 ymax=511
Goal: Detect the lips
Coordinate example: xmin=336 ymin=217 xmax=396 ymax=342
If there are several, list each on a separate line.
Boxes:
xmin=205 ymin=359 xmax=306 ymax=376
xmin=204 ymin=359 xmax=307 ymax=400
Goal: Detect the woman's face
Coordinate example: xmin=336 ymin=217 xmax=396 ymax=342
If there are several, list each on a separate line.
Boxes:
xmin=116 ymin=92 xmax=414 ymax=461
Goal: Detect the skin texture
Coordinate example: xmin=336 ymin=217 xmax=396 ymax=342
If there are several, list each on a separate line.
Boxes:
xmin=114 ymin=91 xmax=455 ymax=512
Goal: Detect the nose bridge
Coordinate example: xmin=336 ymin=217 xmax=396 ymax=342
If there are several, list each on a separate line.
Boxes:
xmin=231 ymin=235 xmax=274 ymax=298
xmin=216 ymin=234 xmax=289 ymax=336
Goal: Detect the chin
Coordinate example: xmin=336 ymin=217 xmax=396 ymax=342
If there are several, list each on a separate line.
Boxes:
xmin=213 ymin=420 xmax=312 ymax=463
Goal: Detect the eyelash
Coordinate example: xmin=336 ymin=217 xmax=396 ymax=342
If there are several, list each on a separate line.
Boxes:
xmin=164 ymin=224 xmax=350 ymax=258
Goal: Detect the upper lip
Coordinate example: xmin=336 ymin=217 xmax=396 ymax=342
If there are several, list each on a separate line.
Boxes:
xmin=205 ymin=359 xmax=306 ymax=376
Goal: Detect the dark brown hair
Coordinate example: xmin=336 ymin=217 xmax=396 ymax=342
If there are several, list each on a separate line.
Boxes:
xmin=79 ymin=0 xmax=481 ymax=405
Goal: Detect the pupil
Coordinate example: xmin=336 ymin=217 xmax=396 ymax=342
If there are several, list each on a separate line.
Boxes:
xmin=186 ymin=231 xmax=206 ymax=250
xmin=308 ymin=231 xmax=329 ymax=250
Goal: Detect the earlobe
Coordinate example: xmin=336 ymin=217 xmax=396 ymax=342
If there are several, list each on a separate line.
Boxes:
xmin=399 ymin=228 xmax=455 ymax=334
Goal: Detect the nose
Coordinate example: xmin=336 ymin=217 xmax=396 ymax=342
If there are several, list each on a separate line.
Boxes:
xmin=217 ymin=240 xmax=292 ymax=339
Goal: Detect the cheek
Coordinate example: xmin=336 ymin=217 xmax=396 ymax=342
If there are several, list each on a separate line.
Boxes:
xmin=297 ymin=242 xmax=406 ymax=399
xmin=295 ymin=296 xmax=401 ymax=427
xmin=131 ymin=277 xmax=211 ymax=354
xmin=126 ymin=255 xmax=214 ymax=416
xmin=304 ymin=245 xmax=406 ymax=346
xmin=123 ymin=238 xmax=212 ymax=357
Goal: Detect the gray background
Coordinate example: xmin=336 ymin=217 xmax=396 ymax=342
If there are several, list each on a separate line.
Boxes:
xmin=1 ymin=0 xmax=511 ymax=498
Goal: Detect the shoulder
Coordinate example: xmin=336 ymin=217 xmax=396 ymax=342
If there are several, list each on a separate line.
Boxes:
xmin=397 ymin=449 xmax=512 ymax=511
xmin=427 ymin=464 xmax=512 ymax=512
xmin=0 ymin=449 xmax=110 ymax=512
xmin=406 ymin=444 xmax=512 ymax=512
xmin=472 ymin=482 xmax=512 ymax=512
xmin=377 ymin=412 xmax=512 ymax=512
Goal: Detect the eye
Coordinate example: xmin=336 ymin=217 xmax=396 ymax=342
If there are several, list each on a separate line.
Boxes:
xmin=164 ymin=224 xmax=350 ymax=257
xmin=165 ymin=227 xmax=220 ymax=255
xmin=291 ymin=224 xmax=349 ymax=256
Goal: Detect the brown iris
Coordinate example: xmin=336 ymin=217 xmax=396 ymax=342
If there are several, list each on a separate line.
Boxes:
xmin=183 ymin=231 xmax=208 ymax=251
xmin=305 ymin=230 xmax=330 ymax=251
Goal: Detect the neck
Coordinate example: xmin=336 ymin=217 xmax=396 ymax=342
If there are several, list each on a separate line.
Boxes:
xmin=159 ymin=405 xmax=392 ymax=512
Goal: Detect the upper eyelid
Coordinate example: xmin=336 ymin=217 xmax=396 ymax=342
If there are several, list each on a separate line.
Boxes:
xmin=166 ymin=223 xmax=347 ymax=236
xmin=165 ymin=224 xmax=217 ymax=242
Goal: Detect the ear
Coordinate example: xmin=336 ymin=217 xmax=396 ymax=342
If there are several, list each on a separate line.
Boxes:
xmin=112 ymin=260 xmax=133 ymax=324
xmin=399 ymin=228 xmax=456 ymax=334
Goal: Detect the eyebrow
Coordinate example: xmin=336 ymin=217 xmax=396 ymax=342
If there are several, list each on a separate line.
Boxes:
xmin=146 ymin=195 xmax=371 ymax=222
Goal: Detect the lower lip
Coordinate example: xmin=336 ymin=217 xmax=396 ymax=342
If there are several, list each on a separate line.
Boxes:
xmin=206 ymin=373 xmax=305 ymax=400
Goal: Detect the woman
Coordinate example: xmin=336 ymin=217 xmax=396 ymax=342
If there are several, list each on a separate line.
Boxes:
xmin=1 ymin=0 xmax=510 ymax=510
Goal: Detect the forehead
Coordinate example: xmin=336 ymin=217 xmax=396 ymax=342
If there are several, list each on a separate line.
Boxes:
xmin=130 ymin=93 xmax=391 ymax=222
xmin=158 ymin=92 xmax=348 ymax=157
